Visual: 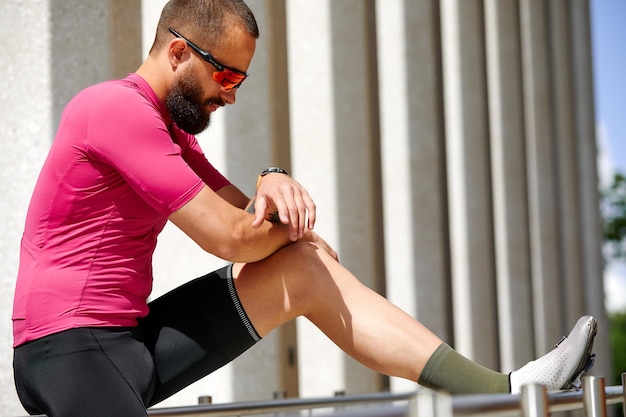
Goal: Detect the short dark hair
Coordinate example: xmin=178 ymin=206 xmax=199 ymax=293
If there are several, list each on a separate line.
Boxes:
xmin=149 ymin=0 xmax=259 ymax=55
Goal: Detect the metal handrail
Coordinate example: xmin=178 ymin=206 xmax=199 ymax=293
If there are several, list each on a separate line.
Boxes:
xmin=24 ymin=374 xmax=625 ymax=417
xmin=146 ymin=374 xmax=626 ymax=417
xmin=148 ymin=391 xmax=416 ymax=416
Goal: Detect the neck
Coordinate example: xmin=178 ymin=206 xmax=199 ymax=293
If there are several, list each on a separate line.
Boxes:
xmin=135 ymin=56 xmax=171 ymax=103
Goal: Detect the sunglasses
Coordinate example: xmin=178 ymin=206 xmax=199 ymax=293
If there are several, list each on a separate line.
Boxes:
xmin=169 ymin=27 xmax=248 ymax=90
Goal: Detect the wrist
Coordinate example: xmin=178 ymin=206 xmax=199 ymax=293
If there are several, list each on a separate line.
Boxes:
xmin=256 ymin=167 xmax=289 ymax=190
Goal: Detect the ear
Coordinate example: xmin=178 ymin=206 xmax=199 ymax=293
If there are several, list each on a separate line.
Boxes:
xmin=168 ymin=38 xmax=188 ymax=68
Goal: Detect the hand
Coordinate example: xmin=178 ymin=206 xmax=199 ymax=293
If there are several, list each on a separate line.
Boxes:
xmin=250 ymin=173 xmax=316 ymax=241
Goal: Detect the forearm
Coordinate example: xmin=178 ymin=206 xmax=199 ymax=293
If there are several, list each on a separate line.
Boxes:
xmin=216 ymin=183 xmax=252 ymax=210
xmin=169 ymin=186 xmax=297 ymax=263
xmin=222 ymin=214 xmax=296 ymax=262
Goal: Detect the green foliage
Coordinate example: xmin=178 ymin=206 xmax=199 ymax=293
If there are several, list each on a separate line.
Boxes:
xmin=601 ymin=171 xmax=626 ymax=411
xmin=609 ymin=311 xmax=626 ymax=385
xmin=602 ymin=172 xmax=626 ymax=260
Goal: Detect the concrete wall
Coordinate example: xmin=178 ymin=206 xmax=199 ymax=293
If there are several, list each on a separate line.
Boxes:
xmin=0 ymin=0 xmax=609 ymax=414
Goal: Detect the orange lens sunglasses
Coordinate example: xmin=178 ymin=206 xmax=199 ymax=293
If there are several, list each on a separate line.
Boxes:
xmin=169 ymin=27 xmax=248 ymax=90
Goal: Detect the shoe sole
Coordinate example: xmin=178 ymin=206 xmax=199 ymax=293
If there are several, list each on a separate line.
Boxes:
xmin=559 ymin=317 xmax=597 ymax=390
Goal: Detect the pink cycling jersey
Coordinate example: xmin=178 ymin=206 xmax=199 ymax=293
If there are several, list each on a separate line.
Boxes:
xmin=13 ymin=74 xmax=230 ymax=347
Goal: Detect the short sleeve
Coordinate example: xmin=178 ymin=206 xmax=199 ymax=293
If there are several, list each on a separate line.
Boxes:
xmin=85 ymin=87 xmax=204 ymax=215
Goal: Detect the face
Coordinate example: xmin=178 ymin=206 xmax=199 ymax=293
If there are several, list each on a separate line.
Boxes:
xmin=166 ymin=25 xmax=256 ymax=135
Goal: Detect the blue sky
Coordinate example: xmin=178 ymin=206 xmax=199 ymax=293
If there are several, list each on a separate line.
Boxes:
xmin=592 ymin=0 xmax=626 ymax=175
xmin=591 ymin=0 xmax=626 ymax=312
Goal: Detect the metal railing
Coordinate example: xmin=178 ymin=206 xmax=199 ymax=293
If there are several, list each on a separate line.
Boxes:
xmin=24 ymin=373 xmax=624 ymax=417
xmin=145 ymin=374 xmax=626 ymax=417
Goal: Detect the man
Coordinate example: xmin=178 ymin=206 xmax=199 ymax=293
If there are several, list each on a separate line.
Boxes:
xmin=12 ymin=1 xmax=596 ymax=416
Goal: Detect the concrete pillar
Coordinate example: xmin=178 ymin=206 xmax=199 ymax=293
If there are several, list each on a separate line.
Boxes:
xmin=0 ymin=2 xmax=53 ymax=414
xmin=484 ymin=0 xmax=534 ymax=372
xmin=570 ymin=0 xmax=611 ymax=382
xmin=440 ymin=0 xmax=498 ymax=368
xmin=549 ymin=0 xmax=586 ymax=326
xmin=49 ymin=0 xmax=141 ymax=127
xmin=376 ymin=0 xmax=450 ymax=392
xmin=518 ymin=0 xmax=565 ymax=354
xmin=287 ymin=0 xmax=384 ymax=396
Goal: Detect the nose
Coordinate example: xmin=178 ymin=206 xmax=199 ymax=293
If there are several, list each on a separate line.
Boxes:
xmin=220 ymin=88 xmax=237 ymax=105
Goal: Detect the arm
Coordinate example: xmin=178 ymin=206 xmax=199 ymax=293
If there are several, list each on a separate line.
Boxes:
xmin=169 ymin=185 xmax=293 ymax=263
xmin=170 ymin=183 xmax=338 ymax=263
xmin=216 ymin=183 xmax=251 ymax=209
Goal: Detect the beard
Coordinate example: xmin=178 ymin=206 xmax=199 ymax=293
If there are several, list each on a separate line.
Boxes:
xmin=165 ymin=68 xmax=223 ymax=135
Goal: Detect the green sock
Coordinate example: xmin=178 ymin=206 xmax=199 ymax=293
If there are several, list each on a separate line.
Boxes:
xmin=418 ymin=343 xmax=509 ymax=394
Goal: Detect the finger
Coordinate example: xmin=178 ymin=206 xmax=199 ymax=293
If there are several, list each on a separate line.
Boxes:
xmin=252 ymin=211 xmax=265 ymax=228
xmin=272 ymin=195 xmax=299 ymax=241
xmin=251 ymin=196 xmax=268 ymax=228
xmin=292 ymin=192 xmax=307 ymax=239
xmin=301 ymin=190 xmax=316 ymax=230
xmin=286 ymin=190 xmax=308 ymax=240
xmin=281 ymin=188 xmax=313 ymax=238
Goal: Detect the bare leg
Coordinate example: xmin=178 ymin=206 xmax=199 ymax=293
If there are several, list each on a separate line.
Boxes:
xmin=232 ymin=242 xmax=443 ymax=382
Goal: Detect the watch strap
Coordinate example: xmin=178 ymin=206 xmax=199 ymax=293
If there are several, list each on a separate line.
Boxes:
xmin=260 ymin=167 xmax=289 ymax=176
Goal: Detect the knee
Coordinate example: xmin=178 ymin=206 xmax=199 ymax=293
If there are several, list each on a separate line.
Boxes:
xmin=273 ymin=241 xmax=338 ymax=297
xmin=278 ymin=241 xmax=333 ymax=271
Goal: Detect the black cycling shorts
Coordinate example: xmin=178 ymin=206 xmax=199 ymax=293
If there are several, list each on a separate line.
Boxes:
xmin=13 ymin=264 xmax=261 ymax=416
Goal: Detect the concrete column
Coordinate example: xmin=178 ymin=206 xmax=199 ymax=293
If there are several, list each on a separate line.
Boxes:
xmin=49 ymin=0 xmax=141 ymax=127
xmin=548 ymin=0 xmax=586 ymax=326
xmin=376 ymin=0 xmax=450 ymax=392
xmin=108 ymin=0 xmax=143 ymax=79
xmin=570 ymin=0 xmax=611 ymax=382
xmin=440 ymin=0 xmax=498 ymax=367
xmin=518 ymin=0 xmax=564 ymax=354
xmin=484 ymin=0 xmax=533 ymax=372
xmin=287 ymin=0 xmax=384 ymax=396
xmin=0 ymin=2 xmax=53 ymax=414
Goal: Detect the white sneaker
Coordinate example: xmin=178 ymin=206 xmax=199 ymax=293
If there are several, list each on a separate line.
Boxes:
xmin=509 ymin=315 xmax=597 ymax=393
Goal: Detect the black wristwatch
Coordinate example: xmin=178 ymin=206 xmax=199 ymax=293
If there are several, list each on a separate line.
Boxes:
xmin=260 ymin=167 xmax=289 ymax=177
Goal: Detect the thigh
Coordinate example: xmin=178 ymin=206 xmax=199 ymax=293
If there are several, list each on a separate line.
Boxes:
xmin=13 ymin=327 xmax=155 ymax=417
xmin=140 ymin=264 xmax=261 ymax=407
